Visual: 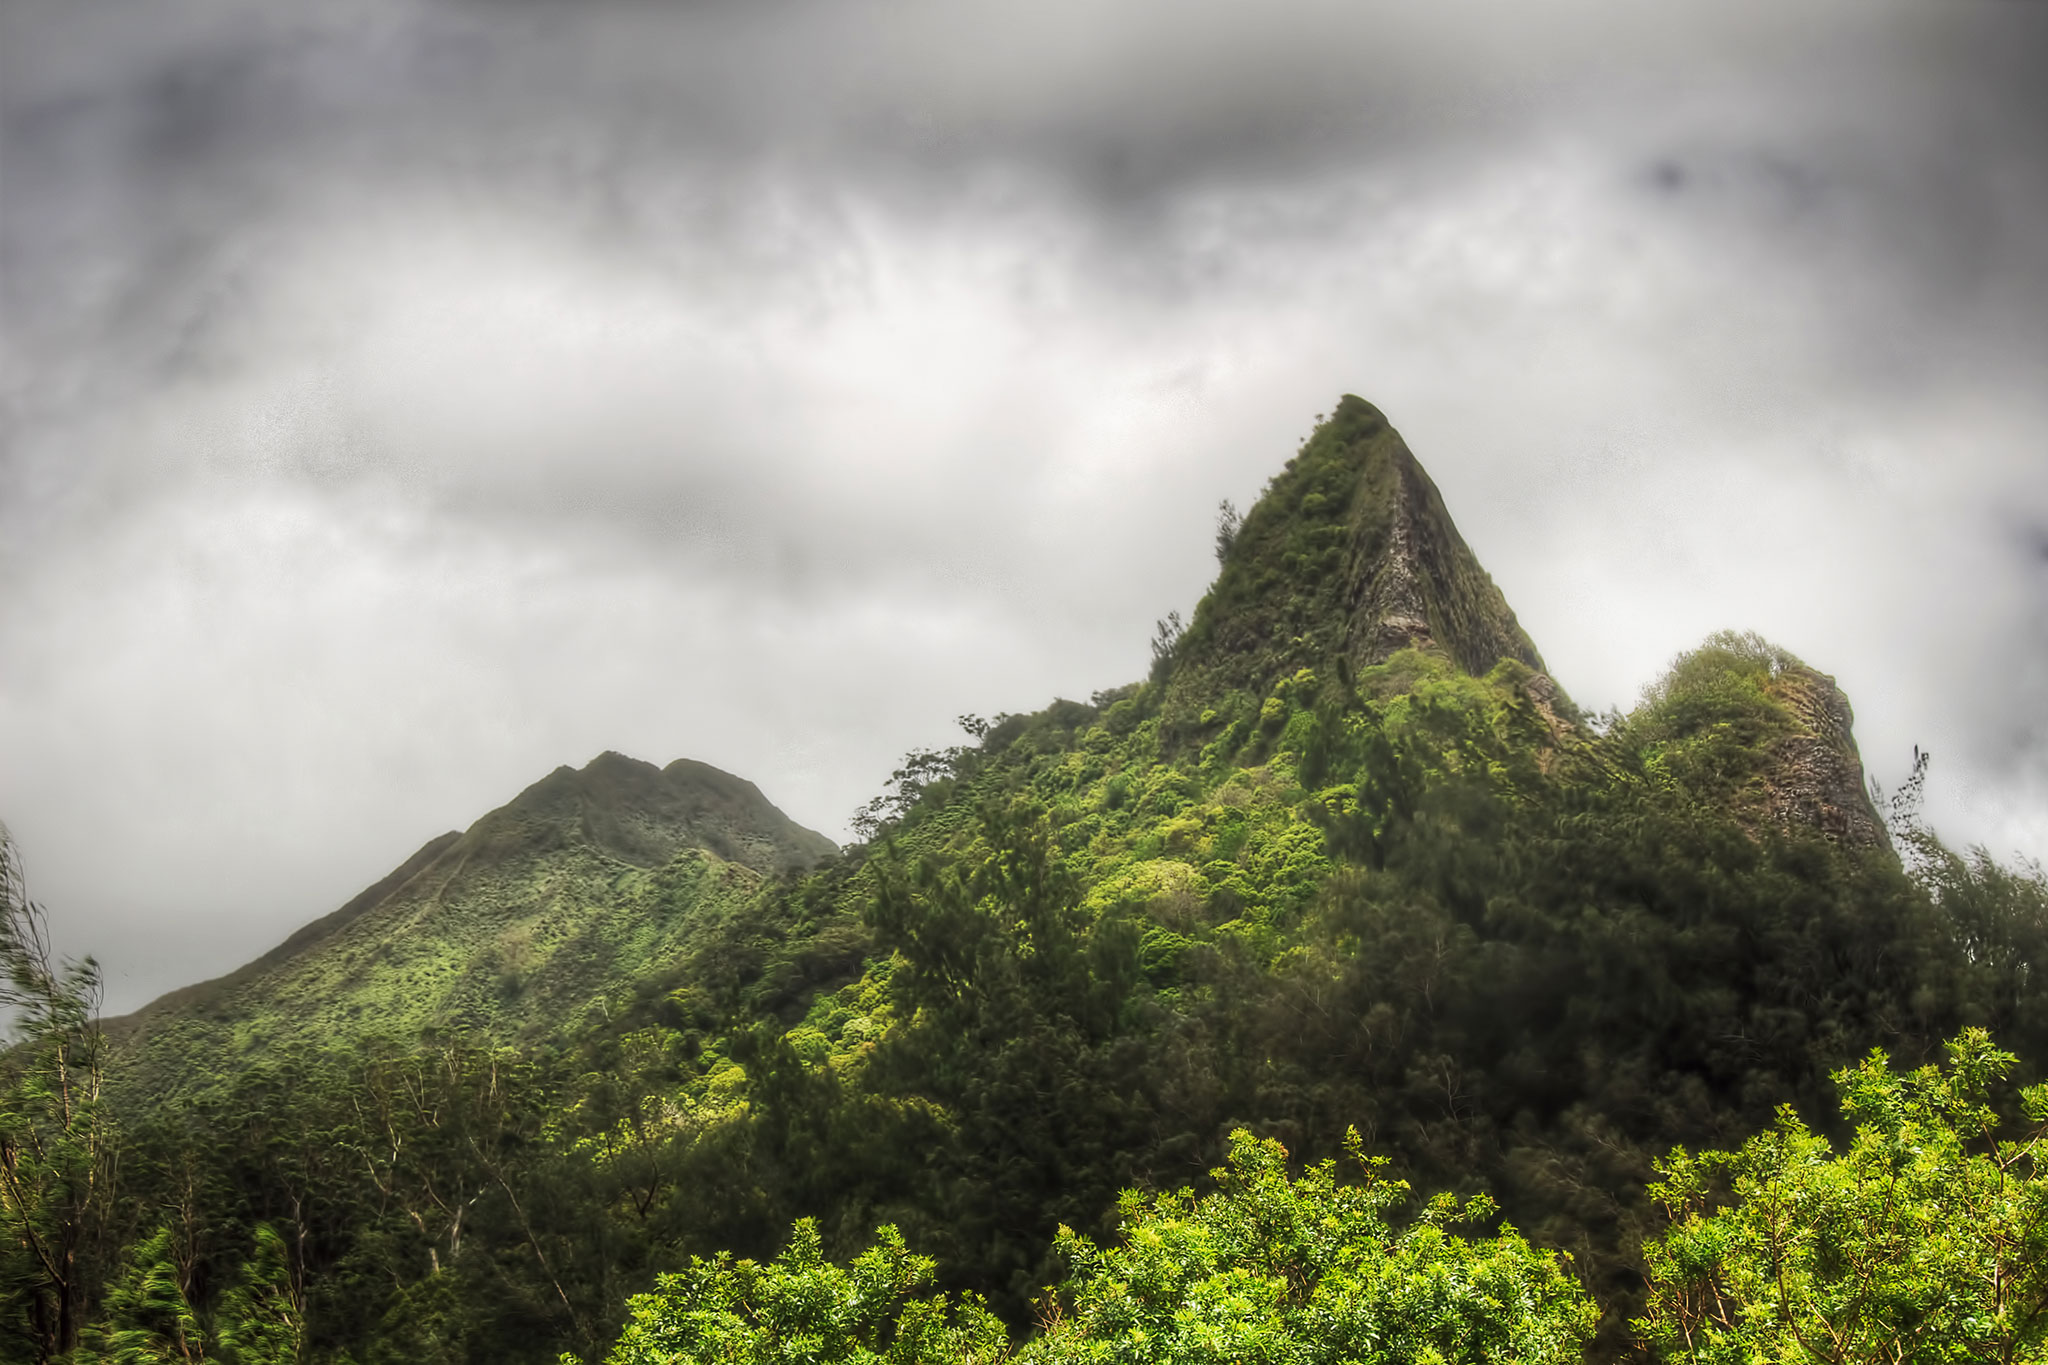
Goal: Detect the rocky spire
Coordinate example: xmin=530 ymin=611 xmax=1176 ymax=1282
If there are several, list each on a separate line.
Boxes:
xmin=1760 ymin=665 xmax=1890 ymax=850
xmin=1336 ymin=404 xmax=1547 ymax=678
xmin=1162 ymin=395 xmax=1552 ymax=730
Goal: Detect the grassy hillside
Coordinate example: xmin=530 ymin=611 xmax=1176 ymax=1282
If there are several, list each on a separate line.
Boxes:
xmin=102 ymin=752 xmax=834 ymax=1102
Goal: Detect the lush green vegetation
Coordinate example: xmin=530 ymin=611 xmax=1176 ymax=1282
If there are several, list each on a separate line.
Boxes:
xmin=602 ymin=1128 xmax=1595 ymax=1365
xmin=1 ymin=831 xmax=113 ymax=1362
xmin=1640 ymin=1028 xmax=2048 ymax=1364
xmin=6 ymin=400 xmax=2047 ymax=1364
xmin=102 ymin=754 xmax=833 ymax=1105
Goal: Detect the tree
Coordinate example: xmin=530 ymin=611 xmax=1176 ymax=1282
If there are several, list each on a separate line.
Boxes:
xmin=213 ymin=1225 xmax=304 ymax=1365
xmin=599 ymin=1219 xmax=1008 ymax=1365
xmin=78 ymin=1223 xmax=305 ymax=1365
xmin=1021 ymin=1128 xmax=1596 ymax=1364
xmin=1639 ymin=1028 xmax=2048 ymax=1365
xmin=1148 ymin=612 xmax=1184 ymax=684
xmin=594 ymin=1129 xmax=1594 ymax=1365
xmin=1214 ymin=499 xmax=1241 ymax=566
xmin=0 ymin=824 xmax=113 ymax=1362
xmin=851 ymin=746 xmax=976 ymax=842
xmin=74 ymin=1226 xmax=204 ymax=1365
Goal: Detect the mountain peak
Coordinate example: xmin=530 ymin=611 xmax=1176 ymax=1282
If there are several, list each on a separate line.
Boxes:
xmin=104 ymin=751 xmax=835 ymax=1099
xmin=1163 ymin=396 xmax=1549 ymax=728
xmin=476 ymin=750 xmax=835 ymax=876
xmin=1640 ymin=632 xmax=1890 ymax=851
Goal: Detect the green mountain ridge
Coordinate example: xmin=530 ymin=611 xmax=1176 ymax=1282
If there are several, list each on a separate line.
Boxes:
xmin=107 ymin=394 xmax=1883 ymax=1094
xmin=27 ymin=395 xmax=2040 ymax=1365
xmin=103 ymin=752 xmax=834 ymax=1100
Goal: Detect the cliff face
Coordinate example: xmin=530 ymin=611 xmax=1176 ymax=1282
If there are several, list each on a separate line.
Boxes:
xmin=1162 ymin=396 xmax=1888 ymax=855
xmin=1163 ymin=394 xmax=1555 ymax=736
xmin=1335 ymin=406 xmax=1547 ymax=679
xmin=1762 ymin=666 xmax=1890 ymax=851
xmin=1631 ymin=630 xmax=1891 ymax=854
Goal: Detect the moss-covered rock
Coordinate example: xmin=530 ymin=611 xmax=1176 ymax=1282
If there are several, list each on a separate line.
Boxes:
xmin=1162 ymin=395 xmax=1552 ymax=742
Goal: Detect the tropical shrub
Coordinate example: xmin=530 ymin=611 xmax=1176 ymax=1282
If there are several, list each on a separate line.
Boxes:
xmin=1021 ymin=1128 xmax=1596 ymax=1365
xmin=1639 ymin=1028 xmax=2048 ymax=1365
xmin=600 ymin=1219 xmax=1008 ymax=1365
xmin=598 ymin=1128 xmax=1596 ymax=1365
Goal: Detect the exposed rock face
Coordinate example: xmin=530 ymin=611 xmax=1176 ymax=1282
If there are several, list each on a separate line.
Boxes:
xmin=1762 ymin=666 xmax=1890 ymax=850
xmin=1156 ymin=394 xmax=1891 ymax=857
xmin=1337 ymin=409 xmax=1548 ymax=679
xmin=1164 ymin=395 xmax=1557 ymax=732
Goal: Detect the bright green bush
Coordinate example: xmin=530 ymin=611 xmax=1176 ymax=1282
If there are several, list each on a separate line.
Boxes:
xmin=596 ymin=1130 xmax=1594 ymax=1365
xmin=600 ymin=1219 xmax=1008 ymax=1365
xmin=1019 ymin=1128 xmax=1595 ymax=1365
xmin=1639 ymin=1028 xmax=2048 ymax=1365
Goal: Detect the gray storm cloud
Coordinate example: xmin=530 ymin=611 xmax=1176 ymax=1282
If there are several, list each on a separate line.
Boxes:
xmin=3 ymin=0 xmax=2046 ymax=1011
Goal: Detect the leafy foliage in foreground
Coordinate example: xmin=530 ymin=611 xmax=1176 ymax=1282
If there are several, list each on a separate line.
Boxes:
xmin=603 ymin=1221 xmax=1006 ymax=1365
xmin=1025 ymin=1128 xmax=1594 ymax=1365
xmin=598 ymin=1129 xmax=1594 ymax=1365
xmin=73 ymin=1223 xmax=302 ymax=1365
xmin=1640 ymin=1028 xmax=2048 ymax=1365
xmin=588 ymin=1031 xmax=2048 ymax=1365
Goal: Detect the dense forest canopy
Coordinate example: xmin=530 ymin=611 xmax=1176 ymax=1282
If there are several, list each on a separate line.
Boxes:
xmin=5 ymin=398 xmax=2046 ymax=1364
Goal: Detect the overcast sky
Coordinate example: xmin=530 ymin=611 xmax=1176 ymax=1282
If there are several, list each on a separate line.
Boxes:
xmin=3 ymin=0 xmax=2046 ymax=1014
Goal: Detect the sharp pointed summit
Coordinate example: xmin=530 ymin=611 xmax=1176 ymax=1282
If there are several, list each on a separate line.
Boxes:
xmin=1163 ymin=395 xmax=1554 ymax=731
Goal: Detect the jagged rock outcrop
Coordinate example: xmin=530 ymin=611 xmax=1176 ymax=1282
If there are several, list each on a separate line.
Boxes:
xmin=1633 ymin=631 xmax=1892 ymax=854
xmin=1335 ymin=407 xmax=1546 ymax=679
xmin=1157 ymin=394 xmax=1887 ymax=856
xmin=1163 ymin=394 xmax=1558 ymax=734
xmin=1761 ymin=665 xmax=1890 ymax=850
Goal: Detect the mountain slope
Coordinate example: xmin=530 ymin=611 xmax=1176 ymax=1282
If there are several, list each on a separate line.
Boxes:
xmin=104 ymin=752 xmax=833 ymax=1100
xmin=513 ymin=400 xmax=1927 ymax=1336
xmin=85 ymin=396 xmax=2029 ymax=1365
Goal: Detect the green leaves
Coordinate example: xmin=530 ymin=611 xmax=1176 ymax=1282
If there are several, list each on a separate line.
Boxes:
xmin=600 ymin=1131 xmax=1595 ymax=1365
xmin=75 ymin=1224 xmax=302 ymax=1365
xmin=211 ymin=1226 xmax=304 ymax=1365
xmin=0 ymin=824 xmax=113 ymax=1363
xmin=1022 ymin=1128 xmax=1595 ymax=1365
xmin=1639 ymin=1028 xmax=2048 ymax=1365
xmin=604 ymin=1220 xmax=1007 ymax=1365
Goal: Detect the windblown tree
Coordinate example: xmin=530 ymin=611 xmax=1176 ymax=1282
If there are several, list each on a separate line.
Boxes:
xmin=0 ymin=825 xmax=115 ymax=1362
